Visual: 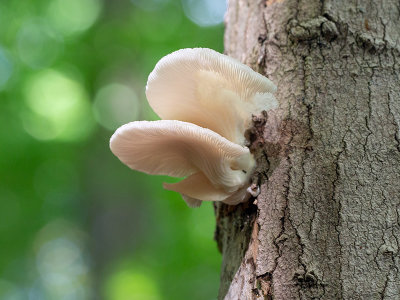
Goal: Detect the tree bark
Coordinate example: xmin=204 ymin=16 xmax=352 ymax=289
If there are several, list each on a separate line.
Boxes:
xmin=215 ymin=0 xmax=400 ymax=299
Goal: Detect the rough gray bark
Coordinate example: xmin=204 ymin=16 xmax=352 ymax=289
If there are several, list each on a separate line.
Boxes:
xmin=215 ymin=0 xmax=400 ymax=299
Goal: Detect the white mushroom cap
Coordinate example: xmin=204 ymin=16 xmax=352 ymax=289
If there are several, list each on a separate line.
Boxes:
xmin=146 ymin=48 xmax=278 ymax=145
xmin=110 ymin=120 xmax=255 ymax=192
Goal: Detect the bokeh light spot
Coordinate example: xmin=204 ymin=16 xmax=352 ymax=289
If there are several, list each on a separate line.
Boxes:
xmin=93 ymin=83 xmax=140 ymax=130
xmin=23 ymin=69 xmax=95 ymax=142
xmin=16 ymin=19 xmax=62 ymax=69
xmin=37 ymin=238 xmax=87 ymax=282
xmin=47 ymin=0 xmax=102 ymax=36
xmin=106 ymin=270 xmax=161 ymax=300
xmin=0 ymin=47 xmax=13 ymax=90
xmin=182 ymin=0 xmax=226 ymax=27
xmin=34 ymin=220 xmax=90 ymax=299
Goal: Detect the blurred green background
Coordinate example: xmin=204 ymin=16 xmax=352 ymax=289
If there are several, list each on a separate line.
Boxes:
xmin=0 ymin=0 xmax=226 ymax=299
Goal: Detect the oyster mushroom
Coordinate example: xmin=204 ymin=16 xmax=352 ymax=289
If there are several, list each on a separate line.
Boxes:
xmin=110 ymin=48 xmax=278 ymax=207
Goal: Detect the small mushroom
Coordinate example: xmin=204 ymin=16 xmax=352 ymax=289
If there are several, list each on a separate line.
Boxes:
xmin=110 ymin=48 xmax=278 ymax=207
xmin=178 ymin=185 xmax=250 ymax=208
xmin=163 ymin=172 xmax=234 ymax=202
xmin=146 ymin=48 xmax=277 ymax=145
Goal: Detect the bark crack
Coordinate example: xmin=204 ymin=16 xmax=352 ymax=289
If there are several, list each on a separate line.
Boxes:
xmin=387 ymin=93 xmax=400 ymax=153
xmin=271 ymin=156 xmax=292 ymax=277
xmin=332 ymin=140 xmax=345 ymax=300
xmin=365 ymin=69 xmax=374 ymax=156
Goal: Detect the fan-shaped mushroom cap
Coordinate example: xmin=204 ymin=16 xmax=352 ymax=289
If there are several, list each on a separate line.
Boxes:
xmin=146 ymin=48 xmax=278 ymax=145
xmin=110 ymin=120 xmax=255 ymax=192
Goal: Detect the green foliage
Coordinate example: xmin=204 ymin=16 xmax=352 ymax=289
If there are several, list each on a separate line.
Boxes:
xmin=0 ymin=0 xmax=224 ymax=298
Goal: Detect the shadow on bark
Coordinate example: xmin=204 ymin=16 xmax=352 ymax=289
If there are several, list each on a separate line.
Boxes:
xmin=214 ymin=201 xmax=257 ymax=299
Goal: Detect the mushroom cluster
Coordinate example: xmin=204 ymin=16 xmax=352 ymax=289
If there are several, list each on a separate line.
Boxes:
xmin=110 ymin=48 xmax=277 ymax=207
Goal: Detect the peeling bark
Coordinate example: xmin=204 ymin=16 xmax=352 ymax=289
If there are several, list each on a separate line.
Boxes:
xmin=215 ymin=0 xmax=400 ymax=299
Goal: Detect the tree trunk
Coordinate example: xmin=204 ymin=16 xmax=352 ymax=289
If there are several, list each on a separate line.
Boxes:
xmin=215 ymin=0 xmax=400 ymax=299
